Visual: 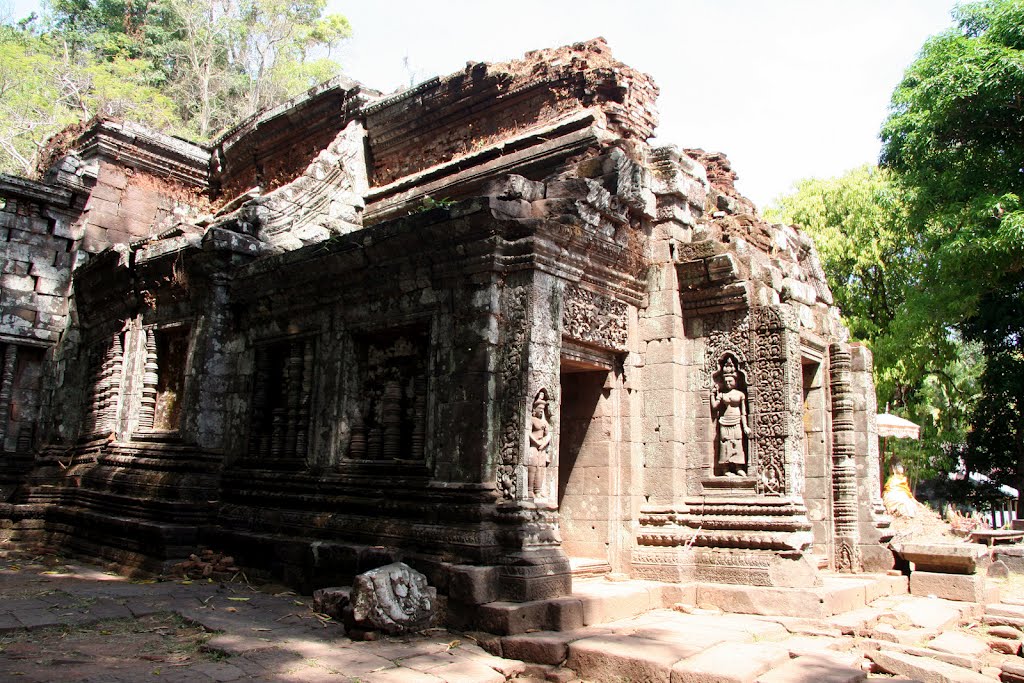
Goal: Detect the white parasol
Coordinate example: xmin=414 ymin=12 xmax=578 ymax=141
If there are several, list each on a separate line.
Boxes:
xmin=876 ymin=413 xmax=920 ymax=440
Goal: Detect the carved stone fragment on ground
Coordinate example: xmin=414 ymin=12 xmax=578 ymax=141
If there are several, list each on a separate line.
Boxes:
xmin=348 ymin=562 xmax=437 ymax=635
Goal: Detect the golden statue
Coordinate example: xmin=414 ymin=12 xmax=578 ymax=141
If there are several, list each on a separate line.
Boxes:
xmin=883 ymin=462 xmax=918 ymax=518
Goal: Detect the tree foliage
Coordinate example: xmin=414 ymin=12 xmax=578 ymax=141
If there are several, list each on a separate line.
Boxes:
xmin=881 ymin=0 xmax=1024 ymax=320
xmin=766 ymin=167 xmax=981 ymax=489
xmin=879 ymin=0 xmax=1024 ymax=503
xmin=0 ymin=0 xmax=351 ymax=173
xmin=0 ymin=25 xmax=176 ymax=175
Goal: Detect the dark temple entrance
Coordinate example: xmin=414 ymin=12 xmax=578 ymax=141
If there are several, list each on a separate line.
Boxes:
xmin=558 ymin=354 xmax=614 ymax=572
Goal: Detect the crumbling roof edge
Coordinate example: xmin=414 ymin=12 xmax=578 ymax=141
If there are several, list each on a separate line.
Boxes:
xmin=0 ymin=173 xmax=74 ymax=206
xmin=364 ymin=109 xmax=603 ymax=223
xmin=211 ymin=75 xmax=381 ymax=151
xmin=63 ymin=119 xmax=211 ymax=189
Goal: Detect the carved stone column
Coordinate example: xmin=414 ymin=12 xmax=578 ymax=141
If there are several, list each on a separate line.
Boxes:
xmin=829 ymin=342 xmax=861 ymax=572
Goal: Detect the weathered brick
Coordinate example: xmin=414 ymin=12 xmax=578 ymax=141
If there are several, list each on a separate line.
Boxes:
xmin=1 ymin=273 xmax=35 ymax=292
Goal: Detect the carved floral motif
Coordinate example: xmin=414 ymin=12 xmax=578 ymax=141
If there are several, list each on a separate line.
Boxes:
xmin=497 ymin=286 xmax=528 ymax=499
xmin=562 ymin=284 xmax=628 ymax=351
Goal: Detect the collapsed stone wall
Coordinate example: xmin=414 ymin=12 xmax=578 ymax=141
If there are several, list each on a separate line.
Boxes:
xmin=0 ymin=177 xmax=80 ymax=344
xmin=211 ymin=77 xmax=377 ymax=206
xmin=365 ymin=38 xmax=659 ymax=188
xmin=211 ymin=120 xmax=369 ymax=251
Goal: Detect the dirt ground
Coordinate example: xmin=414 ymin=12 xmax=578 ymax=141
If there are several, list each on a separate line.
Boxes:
xmin=0 ymin=613 xmax=213 ymax=680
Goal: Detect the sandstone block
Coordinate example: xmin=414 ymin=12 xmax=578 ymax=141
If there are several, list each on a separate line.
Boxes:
xmin=755 ymin=654 xmax=866 ymax=683
xmin=910 ymin=571 xmax=987 ymax=602
xmin=894 ymin=543 xmax=988 ymax=574
xmin=926 ymin=630 xmax=988 ymax=657
xmin=987 ymin=603 xmax=1024 ymax=619
xmin=989 ymin=560 xmax=1010 ymax=578
xmin=888 ymin=596 xmax=962 ymax=630
xmin=990 ymin=638 xmax=1021 ymax=655
xmin=1001 ymin=658 xmax=1024 ymax=683
xmin=1 ymin=273 xmax=34 ymax=292
xmin=448 ymin=565 xmax=499 ymax=605
xmin=500 ymin=631 xmax=571 ymax=665
xmin=671 ymin=642 xmax=789 ymax=683
xmin=869 ymin=639 xmax=980 ymax=671
xmin=866 ymin=649 xmax=990 ymax=683
xmin=870 ymin=623 xmax=936 ymax=645
xmin=567 ymin=635 xmax=698 ymax=683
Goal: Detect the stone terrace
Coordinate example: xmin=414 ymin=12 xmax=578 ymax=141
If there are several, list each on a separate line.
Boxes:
xmin=1 ymin=548 xmax=1023 ymax=682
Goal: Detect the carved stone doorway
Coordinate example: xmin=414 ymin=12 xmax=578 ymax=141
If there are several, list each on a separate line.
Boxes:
xmin=801 ymin=357 xmax=832 ymax=564
xmin=558 ymin=354 xmax=613 ymax=570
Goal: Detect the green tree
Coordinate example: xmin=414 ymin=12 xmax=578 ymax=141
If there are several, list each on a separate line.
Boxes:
xmin=766 ymin=166 xmax=925 ymax=403
xmin=961 ymin=275 xmax=1024 ymax=511
xmin=881 ymin=0 xmax=1024 ymax=321
xmin=48 ymin=0 xmax=351 ymax=139
xmin=880 ymin=0 xmax=1024 ymax=504
xmin=767 ymin=166 xmax=981 ymax=490
xmin=0 ymin=25 xmax=177 ymax=175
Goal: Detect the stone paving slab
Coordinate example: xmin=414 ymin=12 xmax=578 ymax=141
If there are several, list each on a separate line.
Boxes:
xmin=866 ymin=649 xmax=992 ymax=683
xmin=1 ymin=551 xmax=1022 ymax=682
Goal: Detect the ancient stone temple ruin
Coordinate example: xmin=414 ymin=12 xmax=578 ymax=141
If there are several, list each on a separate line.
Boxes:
xmin=0 ymin=39 xmax=892 ymax=624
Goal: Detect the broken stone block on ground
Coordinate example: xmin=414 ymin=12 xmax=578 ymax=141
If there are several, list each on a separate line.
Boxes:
xmin=347 ymin=562 xmax=438 ymax=635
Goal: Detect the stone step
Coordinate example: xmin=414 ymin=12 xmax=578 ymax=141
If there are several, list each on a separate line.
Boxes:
xmin=983 ymin=613 xmax=1024 ymax=629
xmin=473 ymin=579 xmax=691 ymax=635
xmin=568 ymin=557 xmax=610 ymax=579
xmin=986 ymin=602 xmax=1024 ymax=618
xmin=756 ymin=654 xmax=866 ymax=683
xmin=865 ymin=649 xmax=991 ymax=683
xmin=693 ymin=573 xmax=907 ymax=619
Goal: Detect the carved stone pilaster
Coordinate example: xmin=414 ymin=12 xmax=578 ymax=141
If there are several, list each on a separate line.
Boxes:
xmin=750 ymin=305 xmax=798 ymax=496
xmin=830 ymin=343 xmax=860 ymax=572
xmin=497 ymin=285 xmax=528 ymax=500
xmin=0 ymin=344 xmax=17 ymax=449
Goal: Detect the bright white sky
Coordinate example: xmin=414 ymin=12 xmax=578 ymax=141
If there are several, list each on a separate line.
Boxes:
xmin=10 ymin=0 xmax=961 ymax=208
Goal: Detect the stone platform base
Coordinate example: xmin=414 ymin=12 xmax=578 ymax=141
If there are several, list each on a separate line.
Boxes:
xmin=457 ymin=578 xmax=693 ymax=635
xmin=693 ymin=572 xmax=908 ymax=618
xmin=460 ymin=572 xmax=909 ymax=634
xmin=631 ymin=546 xmax=821 ymax=588
xmin=909 ymin=570 xmax=999 ymax=603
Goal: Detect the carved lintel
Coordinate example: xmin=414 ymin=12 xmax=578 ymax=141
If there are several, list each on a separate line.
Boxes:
xmin=562 ymin=284 xmax=628 ymax=352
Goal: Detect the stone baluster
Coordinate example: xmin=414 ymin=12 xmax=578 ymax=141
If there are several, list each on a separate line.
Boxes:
xmin=0 ymin=344 xmax=17 ymax=449
xmin=348 ymin=413 xmax=367 ymax=458
xmin=295 ymin=340 xmax=313 ymax=458
xmin=100 ymin=334 xmax=124 ymax=434
xmin=284 ymin=340 xmax=303 ymax=458
xmin=829 ymin=343 xmax=860 ymax=572
xmin=411 ymin=374 xmax=427 ymax=459
xmin=94 ymin=346 xmax=111 ymax=433
xmin=252 ymin=350 xmax=272 ymax=457
xmin=381 ymin=379 xmax=403 ymax=459
xmin=138 ymin=329 xmax=158 ymax=429
xmin=86 ymin=348 xmax=101 ymax=434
